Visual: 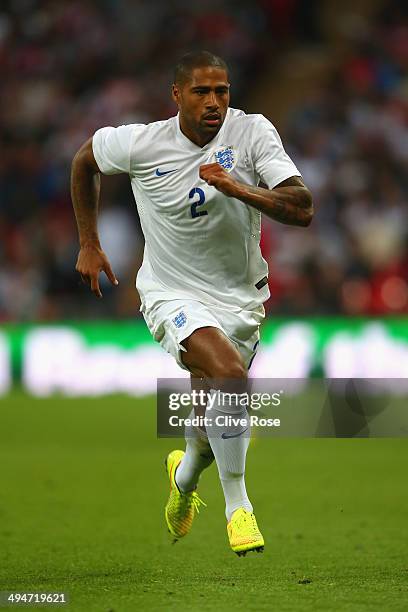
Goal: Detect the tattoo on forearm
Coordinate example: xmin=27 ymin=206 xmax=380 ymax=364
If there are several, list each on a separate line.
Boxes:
xmin=270 ymin=196 xmax=311 ymax=225
xmin=238 ymin=183 xmax=313 ymax=227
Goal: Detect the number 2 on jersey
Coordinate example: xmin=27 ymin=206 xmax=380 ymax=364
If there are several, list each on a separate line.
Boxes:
xmin=189 ymin=187 xmax=208 ymax=218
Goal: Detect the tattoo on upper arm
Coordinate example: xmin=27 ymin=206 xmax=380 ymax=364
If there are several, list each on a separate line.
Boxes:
xmin=274 ymin=176 xmax=305 ymax=189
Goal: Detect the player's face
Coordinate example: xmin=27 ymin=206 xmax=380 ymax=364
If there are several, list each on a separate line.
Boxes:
xmin=172 ymin=67 xmax=230 ymax=146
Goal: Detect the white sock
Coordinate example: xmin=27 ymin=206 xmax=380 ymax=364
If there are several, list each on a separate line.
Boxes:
xmin=205 ymin=390 xmax=253 ymax=521
xmin=175 ymin=409 xmax=214 ymax=493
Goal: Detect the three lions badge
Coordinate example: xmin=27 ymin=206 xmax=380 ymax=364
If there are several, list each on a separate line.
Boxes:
xmin=214 ymin=146 xmax=237 ymax=173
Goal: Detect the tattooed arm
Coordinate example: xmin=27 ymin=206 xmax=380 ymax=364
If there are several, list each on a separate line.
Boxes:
xmin=199 ymin=165 xmax=313 ymax=227
xmin=235 ymin=175 xmax=313 ymax=227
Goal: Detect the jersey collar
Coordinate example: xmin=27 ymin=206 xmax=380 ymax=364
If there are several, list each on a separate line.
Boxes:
xmin=174 ymin=108 xmax=230 ymax=153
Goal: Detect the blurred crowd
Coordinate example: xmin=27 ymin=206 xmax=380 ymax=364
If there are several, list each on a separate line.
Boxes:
xmin=0 ymin=0 xmax=407 ymax=321
xmin=265 ymin=2 xmax=408 ymax=315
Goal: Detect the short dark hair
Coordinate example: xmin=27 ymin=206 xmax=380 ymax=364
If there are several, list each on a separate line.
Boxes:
xmin=174 ymin=51 xmax=228 ymax=85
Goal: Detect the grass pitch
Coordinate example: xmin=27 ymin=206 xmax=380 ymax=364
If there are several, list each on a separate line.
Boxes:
xmin=0 ymin=393 xmax=407 ymax=611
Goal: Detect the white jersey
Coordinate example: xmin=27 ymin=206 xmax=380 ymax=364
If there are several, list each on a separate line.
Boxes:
xmin=92 ymin=107 xmax=300 ymax=313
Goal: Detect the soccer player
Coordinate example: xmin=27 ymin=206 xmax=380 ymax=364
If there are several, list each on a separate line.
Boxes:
xmin=71 ymin=51 xmax=313 ymax=556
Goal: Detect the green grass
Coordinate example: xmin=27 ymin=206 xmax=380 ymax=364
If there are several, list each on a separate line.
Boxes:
xmin=0 ymin=392 xmax=407 ymax=611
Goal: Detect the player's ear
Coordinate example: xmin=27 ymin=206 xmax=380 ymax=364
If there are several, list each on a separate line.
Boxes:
xmin=172 ymin=84 xmax=180 ymax=106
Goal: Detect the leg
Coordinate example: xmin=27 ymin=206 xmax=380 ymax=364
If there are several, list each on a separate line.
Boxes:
xmin=181 ymin=327 xmax=253 ymax=520
xmin=180 ymin=326 xmax=264 ymax=555
xmin=175 ymin=373 xmax=215 ymax=493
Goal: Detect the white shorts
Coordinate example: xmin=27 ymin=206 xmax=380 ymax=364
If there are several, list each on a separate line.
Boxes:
xmin=142 ymin=299 xmax=265 ymax=372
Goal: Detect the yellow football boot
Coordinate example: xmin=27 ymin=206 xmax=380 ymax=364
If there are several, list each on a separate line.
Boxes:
xmin=164 ymin=450 xmax=206 ymax=541
xmin=227 ymin=508 xmax=265 ymax=556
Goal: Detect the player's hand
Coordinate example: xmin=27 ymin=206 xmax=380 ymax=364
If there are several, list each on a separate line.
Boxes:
xmin=75 ymin=242 xmax=119 ymax=298
xmin=199 ymin=163 xmax=241 ymax=198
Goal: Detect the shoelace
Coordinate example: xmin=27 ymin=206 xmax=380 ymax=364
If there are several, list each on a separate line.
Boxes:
xmin=182 ymin=491 xmax=207 ymax=514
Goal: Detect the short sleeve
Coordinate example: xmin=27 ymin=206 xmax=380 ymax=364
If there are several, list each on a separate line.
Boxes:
xmin=92 ymin=125 xmax=135 ymax=175
xmin=251 ymin=115 xmax=301 ymax=188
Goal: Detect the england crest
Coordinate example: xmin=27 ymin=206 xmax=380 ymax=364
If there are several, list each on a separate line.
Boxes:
xmin=172 ymin=311 xmax=187 ymax=328
xmin=214 ymin=146 xmax=237 ymax=173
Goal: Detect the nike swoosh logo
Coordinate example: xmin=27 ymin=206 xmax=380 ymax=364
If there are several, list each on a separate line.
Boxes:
xmin=155 ymin=168 xmax=178 ymax=177
xmin=221 ymin=428 xmax=248 ymax=439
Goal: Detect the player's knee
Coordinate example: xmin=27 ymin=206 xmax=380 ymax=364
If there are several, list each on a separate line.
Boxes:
xmin=211 ymin=359 xmax=247 ymax=381
xmin=208 ymin=359 xmax=247 ymax=394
